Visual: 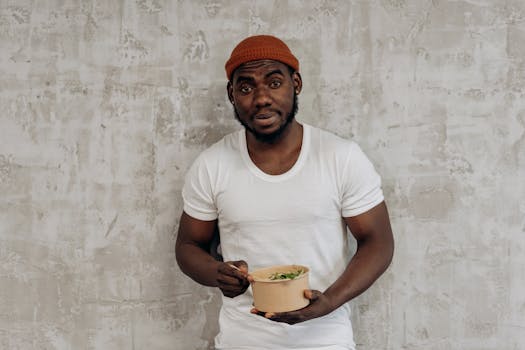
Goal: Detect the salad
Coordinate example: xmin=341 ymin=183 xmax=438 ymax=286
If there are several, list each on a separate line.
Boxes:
xmin=268 ymin=268 xmax=305 ymax=280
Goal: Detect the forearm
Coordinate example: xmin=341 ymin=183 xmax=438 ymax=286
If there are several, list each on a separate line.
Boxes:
xmin=324 ymin=235 xmax=393 ymax=311
xmin=255 ymin=235 xmax=393 ymax=325
xmin=176 ymin=241 xmax=221 ymax=287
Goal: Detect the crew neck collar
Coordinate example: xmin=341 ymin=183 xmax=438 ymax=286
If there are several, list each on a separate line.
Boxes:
xmin=239 ymin=124 xmax=310 ymax=182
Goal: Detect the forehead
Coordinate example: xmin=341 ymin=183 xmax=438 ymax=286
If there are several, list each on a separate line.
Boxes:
xmin=232 ymin=60 xmax=289 ymax=80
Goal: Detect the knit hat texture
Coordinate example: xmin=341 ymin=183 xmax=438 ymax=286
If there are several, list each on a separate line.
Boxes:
xmin=225 ymin=35 xmax=299 ymax=80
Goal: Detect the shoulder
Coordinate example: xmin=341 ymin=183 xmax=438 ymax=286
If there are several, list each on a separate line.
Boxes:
xmin=193 ymin=129 xmax=242 ymax=165
xmin=307 ymin=124 xmax=362 ymax=158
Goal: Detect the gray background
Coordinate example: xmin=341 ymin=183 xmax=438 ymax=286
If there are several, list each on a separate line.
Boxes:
xmin=1 ymin=0 xmax=524 ymax=349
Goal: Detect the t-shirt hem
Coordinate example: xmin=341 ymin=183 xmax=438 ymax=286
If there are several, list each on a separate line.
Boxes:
xmin=342 ymin=196 xmax=384 ymax=218
xmin=183 ymin=204 xmax=218 ymax=221
xmin=215 ymin=345 xmax=355 ymax=350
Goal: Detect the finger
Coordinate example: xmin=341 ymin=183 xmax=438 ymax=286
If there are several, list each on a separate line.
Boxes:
xmin=218 ymin=281 xmax=249 ymax=293
xmin=219 ymin=282 xmax=247 ymax=292
xmin=220 ymin=286 xmax=249 ymax=298
xmin=219 ymin=263 xmax=239 ymax=276
xmin=304 ymin=289 xmax=322 ymax=301
xmin=217 ymin=273 xmax=242 ymax=284
xmin=250 ymin=308 xmax=267 ymax=317
xmin=228 ymin=263 xmax=241 ymax=271
xmin=265 ymin=312 xmax=275 ymax=319
xmin=268 ymin=311 xmax=304 ymax=325
xmin=228 ymin=264 xmax=246 ymax=279
xmin=217 ymin=274 xmax=248 ymax=287
xmin=229 ymin=261 xmax=249 ymax=278
xmin=222 ymin=262 xmax=248 ymax=280
xmin=233 ymin=260 xmax=249 ymax=274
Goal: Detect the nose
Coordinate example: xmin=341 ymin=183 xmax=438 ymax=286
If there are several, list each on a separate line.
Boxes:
xmin=253 ymin=86 xmax=271 ymax=108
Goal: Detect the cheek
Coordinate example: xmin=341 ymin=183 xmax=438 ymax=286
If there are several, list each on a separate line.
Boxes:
xmin=279 ymin=90 xmax=295 ymax=107
xmin=233 ymin=99 xmax=250 ymax=115
xmin=234 ymin=96 xmax=252 ymax=110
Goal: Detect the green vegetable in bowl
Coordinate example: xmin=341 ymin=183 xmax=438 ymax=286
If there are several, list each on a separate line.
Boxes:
xmin=269 ymin=269 xmax=305 ymax=280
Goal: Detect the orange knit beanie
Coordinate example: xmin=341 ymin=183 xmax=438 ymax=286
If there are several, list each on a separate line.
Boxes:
xmin=225 ymin=35 xmax=299 ymax=80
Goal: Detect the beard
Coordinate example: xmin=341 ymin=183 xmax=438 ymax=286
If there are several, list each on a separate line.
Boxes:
xmin=234 ymin=93 xmax=299 ymax=144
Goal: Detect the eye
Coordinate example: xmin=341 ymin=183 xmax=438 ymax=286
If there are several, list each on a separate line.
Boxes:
xmin=239 ymin=85 xmax=252 ymax=94
xmin=270 ymin=80 xmax=282 ymax=88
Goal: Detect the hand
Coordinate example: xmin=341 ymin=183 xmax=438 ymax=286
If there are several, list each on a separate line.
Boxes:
xmin=216 ymin=260 xmax=250 ymax=298
xmin=250 ymin=289 xmax=333 ymax=325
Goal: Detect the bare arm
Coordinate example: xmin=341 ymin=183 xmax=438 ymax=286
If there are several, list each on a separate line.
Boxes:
xmin=175 ymin=211 xmax=250 ymax=297
xmin=255 ymin=201 xmax=394 ymax=323
xmin=324 ymin=201 xmax=394 ymax=309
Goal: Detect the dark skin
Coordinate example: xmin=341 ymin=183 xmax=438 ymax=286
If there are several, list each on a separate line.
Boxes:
xmin=250 ymin=202 xmax=393 ymax=324
xmin=176 ymin=213 xmax=250 ymax=298
xmin=175 ymin=59 xmax=394 ymax=324
xmin=228 ymin=60 xmax=304 ymax=173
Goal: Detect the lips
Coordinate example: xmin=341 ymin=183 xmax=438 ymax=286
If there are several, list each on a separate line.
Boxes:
xmin=254 ymin=113 xmax=273 ymax=119
xmin=253 ymin=112 xmax=278 ymax=126
xmin=253 ymin=109 xmax=280 ymax=120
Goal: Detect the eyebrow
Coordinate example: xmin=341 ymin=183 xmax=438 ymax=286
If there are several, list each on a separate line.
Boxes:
xmin=234 ymin=69 xmax=285 ymax=84
xmin=264 ymin=69 xmax=285 ymax=78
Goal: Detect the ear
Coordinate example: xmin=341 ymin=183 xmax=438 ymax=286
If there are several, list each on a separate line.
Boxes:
xmin=227 ymin=81 xmax=234 ymax=105
xmin=292 ymin=72 xmax=302 ymax=95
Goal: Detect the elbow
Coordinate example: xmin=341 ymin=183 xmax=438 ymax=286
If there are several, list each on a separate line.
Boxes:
xmin=174 ymin=226 xmax=186 ymax=271
xmin=385 ymin=232 xmax=395 ymax=269
xmin=175 ymin=241 xmax=181 ymax=267
xmin=175 ymin=241 xmax=192 ymax=277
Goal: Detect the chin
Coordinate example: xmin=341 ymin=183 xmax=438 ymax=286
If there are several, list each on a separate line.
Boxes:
xmin=251 ymin=119 xmax=294 ymax=143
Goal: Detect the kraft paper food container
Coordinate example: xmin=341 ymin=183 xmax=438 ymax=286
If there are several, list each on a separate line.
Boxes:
xmin=250 ymin=265 xmax=310 ymax=313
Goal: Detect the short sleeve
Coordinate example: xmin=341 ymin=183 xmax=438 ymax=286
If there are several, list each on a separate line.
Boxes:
xmin=340 ymin=143 xmax=384 ymax=217
xmin=182 ymin=154 xmax=218 ymax=221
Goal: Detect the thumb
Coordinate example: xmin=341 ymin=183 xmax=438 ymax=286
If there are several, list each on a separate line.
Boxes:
xmin=232 ymin=260 xmax=249 ymax=273
xmin=304 ymin=289 xmax=322 ymax=301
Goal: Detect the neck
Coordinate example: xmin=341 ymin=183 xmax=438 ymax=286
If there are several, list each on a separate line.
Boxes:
xmin=245 ymin=121 xmax=304 ymax=176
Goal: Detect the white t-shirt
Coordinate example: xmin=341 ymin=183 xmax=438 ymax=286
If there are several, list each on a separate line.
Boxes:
xmin=182 ymin=123 xmax=384 ymax=350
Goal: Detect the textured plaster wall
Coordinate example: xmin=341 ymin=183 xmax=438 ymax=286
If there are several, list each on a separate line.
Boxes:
xmin=0 ymin=0 xmax=524 ymax=349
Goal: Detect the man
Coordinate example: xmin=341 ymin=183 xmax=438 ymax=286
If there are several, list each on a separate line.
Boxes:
xmin=176 ymin=35 xmax=394 ymax=350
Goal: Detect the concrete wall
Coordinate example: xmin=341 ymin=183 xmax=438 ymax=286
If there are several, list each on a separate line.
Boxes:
xmin=1 ymin=0 xmax=524 ymax=349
